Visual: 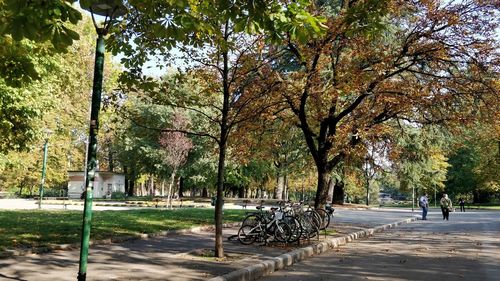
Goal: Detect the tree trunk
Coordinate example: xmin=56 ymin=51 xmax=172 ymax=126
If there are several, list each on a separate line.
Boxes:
xmin=124 ymin=166 xmax=129 ymax=195
xmin=314 ymin=167 xmax=332 ymax=209
xmin=282 ymin=173 xmax=288 ymax=200
xmin=366 ymin=178 xmax=370 ymax=206
xmin=327 ymin=177 xmax=334 ymax=203
xmin=167 ymin=169 xmax=177 ymax=209
xmin=108 ymin=143 xmax=114 ymax=172
xmin=178 ymin=177 xmax=184 ymax=197
xmin=214 ymin=32 xmax=231 ymax=258
xmin=332 ymin=180 xmax=345 ymax=204
xmin=215 ymin=135 xmax=227 ymax=258
xmin=275 ymin=174 xmax=284 ymax=200
xmin=149 ymin=175 xmax=154 ymax=196
xmin=202 ymin=187 xmax=208 ymax=197
xmin=128 ymin=180 xmax=135 ymax=197
xmin=161 ymin=180 xmax=165 ymax=197
xmin=28 ymin=184 xmax=35 ymax=197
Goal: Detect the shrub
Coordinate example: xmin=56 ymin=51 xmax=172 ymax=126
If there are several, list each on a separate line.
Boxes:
xmin=110 ymin=191 xmax=127 ymax=200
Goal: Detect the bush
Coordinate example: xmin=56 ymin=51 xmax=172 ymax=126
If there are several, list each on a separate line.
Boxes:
xmin=110 ymin=191 xmax=127 ymax=200
xmin=43 ymin=189 xmax=66 ymax=197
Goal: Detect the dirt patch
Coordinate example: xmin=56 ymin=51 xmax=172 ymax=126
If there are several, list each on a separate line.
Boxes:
xmin=178 ymin=248 xmax=256 ymax=262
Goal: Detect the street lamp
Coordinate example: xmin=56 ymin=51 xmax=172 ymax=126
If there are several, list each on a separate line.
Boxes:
xmin=434 ymin=186 xmax=437 ymax=208
xmin=38 ymin=129 xmax=53 ymax=209
xmin=78 ymin=1 xmax=126 ymax=280
xmin=411 ymin=185 xmax=415 ymax=212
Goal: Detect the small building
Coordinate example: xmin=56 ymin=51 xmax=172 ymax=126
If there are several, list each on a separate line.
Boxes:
xmin=68 ymin=171 xmax=125 ymax=199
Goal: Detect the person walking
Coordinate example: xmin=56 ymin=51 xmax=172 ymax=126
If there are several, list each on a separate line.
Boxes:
xmin=440 ymin=194 xmax=453 ymax=220
xmin=419 ymin=193 xmax=429 ymax=220
xmin=459 ymin=198 xmax=466 ymax=212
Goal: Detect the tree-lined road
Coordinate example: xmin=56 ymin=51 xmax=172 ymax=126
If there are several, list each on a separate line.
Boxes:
xmin=259 ymin=210 xmax=500 ymax=281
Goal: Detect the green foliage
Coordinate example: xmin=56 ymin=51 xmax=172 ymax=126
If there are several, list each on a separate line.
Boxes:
xmin=0 ymin=0 xmax=81 ymax=48
xmin=109 ymin=0 xmax=326 ymax=76
xmin=445 ymin=124 xmax=499 ymax=200
xmin=110 ymin=191 xmax=127 ymax=199
xmin=0 ymin=16 xmax=120 ymax=193
xmin=113 ymin=96 xmax=176 ymax=178
xmin=446 ymin=145 xmax=478 ymax=195
xmin=393 ymin=126 xmax=449 ymax=194
xmin=0 ymin=0 xmax=82 ymax=85
xmin=42 ymin=188 xmax=66 ymax=197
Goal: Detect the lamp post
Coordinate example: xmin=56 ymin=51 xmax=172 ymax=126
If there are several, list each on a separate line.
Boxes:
xmin=412 ymin=185 xmax=415 ymax=212
xmin=38 ymin=129 xmax=52 ymax=209
xmin=78 ymin=1 xmax=126 ymax=280
xmin=434 ymin=186 xmax=437 ymax=208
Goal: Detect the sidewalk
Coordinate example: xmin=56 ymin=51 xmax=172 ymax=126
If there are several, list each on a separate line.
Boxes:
xmin=0 ymin=209 xmax=419 ymax=281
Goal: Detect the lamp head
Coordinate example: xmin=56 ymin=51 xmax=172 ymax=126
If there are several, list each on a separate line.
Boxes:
xmin=80 ymin=0 xmax=127 ymax=18
xmin=43 ymin=128 xmax=53 ymax=141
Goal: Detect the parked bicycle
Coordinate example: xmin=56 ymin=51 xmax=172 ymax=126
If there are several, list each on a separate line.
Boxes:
xmin=237 ymin=206 xmax=293 ymax=245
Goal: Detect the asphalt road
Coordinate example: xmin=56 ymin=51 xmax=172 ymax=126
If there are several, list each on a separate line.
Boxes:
xmin=259 ymin=210 xmax=500 ymax=281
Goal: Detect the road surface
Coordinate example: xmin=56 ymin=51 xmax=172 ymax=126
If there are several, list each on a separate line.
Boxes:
xmin=259 ymin=210 xmax=500 ymax=281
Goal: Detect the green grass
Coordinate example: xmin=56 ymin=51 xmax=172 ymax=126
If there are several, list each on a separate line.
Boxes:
xmin=0 ymin=208 xmax=246 ymax=252
xmin=467 ymin=204 xmax=500 ymax=210
xmin=322 ymin=229 xmax=337 ymax=236
xmin=380 ymin=203 xmax=500 ymax=210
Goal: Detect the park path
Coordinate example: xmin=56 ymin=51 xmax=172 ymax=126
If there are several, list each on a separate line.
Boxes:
xmin=258 ymin=210 xmax=500 ymax=281
xmin=0 ymin=208 xmax=418 ymax=281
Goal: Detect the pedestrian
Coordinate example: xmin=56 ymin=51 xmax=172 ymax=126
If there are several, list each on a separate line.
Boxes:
xmin=419 ymin=193 xmax=429 ymax=220
xmin=459 ymin=197 xmax=466 ymax=212
xmin=440 ymin=194 xmax=453 ymax=220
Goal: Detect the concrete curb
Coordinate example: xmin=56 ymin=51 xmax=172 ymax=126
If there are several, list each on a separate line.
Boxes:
xmin=0 ymin=222 xmax=240 ymax=259
xmin=208 ymin=217 xmax=418 ymax=281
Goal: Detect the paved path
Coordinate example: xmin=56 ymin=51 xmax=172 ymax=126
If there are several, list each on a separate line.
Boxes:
xmin=0 ymin=208 xmax=418 ymax=281
xmin=258 ymin=210 xmax=500 ymax=281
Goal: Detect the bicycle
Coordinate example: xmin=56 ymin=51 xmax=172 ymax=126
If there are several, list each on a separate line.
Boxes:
xmin=237 ymin=206 xmax=293 ymax=245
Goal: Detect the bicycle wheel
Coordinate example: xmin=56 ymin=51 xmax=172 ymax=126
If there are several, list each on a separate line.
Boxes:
xmin=274 ymin=221 xmax=292 ymax=243
xmin=283 ymin=215 xmax=302 ymax=243
xmin=315 ymin=208 xmax=330 ymax=230
xmin=300 ymin=214 xmax=319 ymax=238
xmin=237 ymin=224 xmax=258 ymax=245
xmin=304 ymin=210 xmax=321 ymax=230
xmin=241 ymin=214 xmax=259 ymax=227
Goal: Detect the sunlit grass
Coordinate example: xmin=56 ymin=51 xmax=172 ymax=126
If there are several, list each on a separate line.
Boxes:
xmin=0 ymin=208 xmax=246 ymax=252
xmin=469 ymin=205 xmax=500 ymax=210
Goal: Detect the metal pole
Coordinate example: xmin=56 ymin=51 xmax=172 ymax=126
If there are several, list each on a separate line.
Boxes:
xmin=434 ymin=187 xmax=437 ymax=208
xmin=38 ymin=139 xmax=49 ymax=209
xmin=412 ymin=185 xmax=415 ymax=212
xmin=77 ymin=34 xmax=105 ymax=281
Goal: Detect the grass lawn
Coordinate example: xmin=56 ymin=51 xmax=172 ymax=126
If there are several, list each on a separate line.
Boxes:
xmin=467 ymin=205 xmax=500 ymax=210
xmin=380 ymin=203 xmax=500 ymax=210
xmin=0 ymin=208 xmax=246 ymax=252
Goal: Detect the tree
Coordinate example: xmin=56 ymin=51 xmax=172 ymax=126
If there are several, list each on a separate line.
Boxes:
xmin=0 ymin=0 xmax=82 ymax=86
xmin=110 ymin=0 xmax=325 ymax=258
xmin=276 ymin=0 xmax=499 ymax=208
xmin=0 ymin=16 xmax=119 ymax=194
xmin=446 ymin=122 xmax=499 ymax=202
xmin=113 ymin=95 xmax=174 ymax=195
xmin=159 ymin=111 xmax=193 ymax=207
xmin=231 ymin=114 xmax=311 ymax=200
xmin=391 ymin=125 xmax=449 ymax=208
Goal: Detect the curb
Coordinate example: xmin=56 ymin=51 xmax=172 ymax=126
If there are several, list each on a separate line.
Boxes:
xmin=0 ymin=222 xmax=240 ymax=259
xmin=209 ymin=217 xmax=418 ymax=281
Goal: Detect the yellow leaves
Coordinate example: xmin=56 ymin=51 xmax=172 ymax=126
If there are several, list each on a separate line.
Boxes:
xmin=447 ymin=13 xmax=460 ymax=26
